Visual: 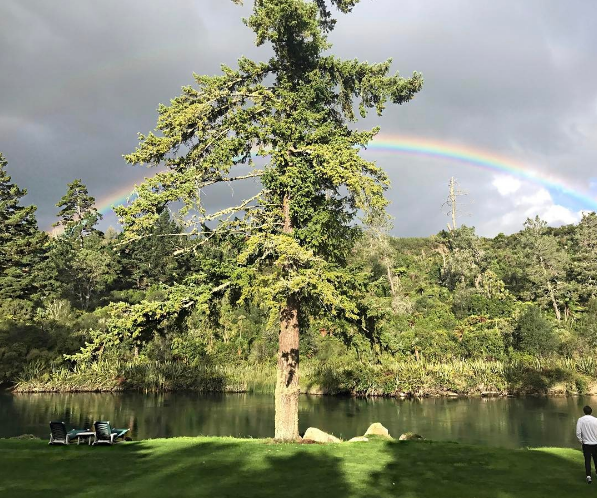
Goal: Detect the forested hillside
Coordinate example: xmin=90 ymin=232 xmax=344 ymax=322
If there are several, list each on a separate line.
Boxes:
xmin=2 ymin=153 xmax=597 ymax=395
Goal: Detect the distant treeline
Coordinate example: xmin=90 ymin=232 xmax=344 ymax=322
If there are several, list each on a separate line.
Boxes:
xmin=2 ymin=153 xmax=597 ymax=394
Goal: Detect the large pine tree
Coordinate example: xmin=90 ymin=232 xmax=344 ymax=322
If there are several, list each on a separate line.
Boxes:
xmin=0 ymin=153 xmax=47 ymax=301
xmin=117 ymin=0 xmax=422 ymax=440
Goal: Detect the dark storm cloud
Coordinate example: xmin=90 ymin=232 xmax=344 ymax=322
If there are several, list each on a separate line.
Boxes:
xmin=1 ymin=0 xmax=596 ymax=236
xmin=0 ymin=0 xmax=258 ymax=230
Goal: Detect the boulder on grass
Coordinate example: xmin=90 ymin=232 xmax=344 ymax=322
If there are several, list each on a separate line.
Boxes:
xmin=364 ymin=423 xmax=391 ymax=438
xmin=348 ymin=436 xmax=369 ymax=443
xmin=303 ymin=427 xmax=341 ymax=443
xmin=399 ymin=432 xmax=424 ymax=441
xmin=10 ymin=434 xmax=40 ymax=440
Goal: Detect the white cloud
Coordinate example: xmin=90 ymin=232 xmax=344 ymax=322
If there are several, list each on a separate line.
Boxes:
xmin=539 ymin=204 xmax=582 ymax=225
xmin=478 ymin=183 xmax=583 ymax=236
xmin=492 ymin=175 xmax=521 ymax=196
xmin=515 ymin=187 xmax=552 ymax=207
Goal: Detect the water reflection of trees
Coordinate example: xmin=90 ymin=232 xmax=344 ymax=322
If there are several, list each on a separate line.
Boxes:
xmin=1 ymin=392 xmax=593 ymax=447
xmin=294 ymin=395 xmax=590 ymax=446
xmin=4 ymin=392 xmax=277 ymax=439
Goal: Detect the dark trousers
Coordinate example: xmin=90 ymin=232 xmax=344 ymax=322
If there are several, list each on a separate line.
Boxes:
xmin=583 ymin=444 xmax=597 ymax=476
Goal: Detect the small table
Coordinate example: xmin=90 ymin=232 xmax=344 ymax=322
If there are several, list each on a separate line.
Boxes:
xmin=72 ymin=431 xmax=95 ymax=445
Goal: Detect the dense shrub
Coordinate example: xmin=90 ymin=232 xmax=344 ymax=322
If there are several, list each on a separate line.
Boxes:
xmin=460 ymin=327 xmax=506 ymax=360
xmin=452 ymin=289 xmax=515 ymax=319
xmin=396 ymin=328 xmax=461 ymax=360
xmin=0 ymin=321 xmax=53 ymax=382
xmin=512 ymin=306 xmax=558 ymax=356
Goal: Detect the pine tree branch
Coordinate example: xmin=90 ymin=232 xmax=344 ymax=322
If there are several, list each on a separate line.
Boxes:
xmin=196 ymin=192 xmax=264 ymax=224
xmin=196 ymin=170 xmax=264 ymax=190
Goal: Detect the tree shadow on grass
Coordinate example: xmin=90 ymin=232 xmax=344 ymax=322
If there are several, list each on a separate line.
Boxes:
xmin=2 ymin=439 xmax=352 ymax=498
xmin=366 ymin=440 xmax=591 ymax=498
xmin=115 ymin=440 xmax=352 ymax=498
xmin=5 ymin=438 xmax=593 ymax=498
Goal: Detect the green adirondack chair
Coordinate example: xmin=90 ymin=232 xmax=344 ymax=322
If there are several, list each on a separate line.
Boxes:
xmin=49 ymin=421 xmax=89 ymax=445
xmin=92 ymin=421 xmax=129 ymax=445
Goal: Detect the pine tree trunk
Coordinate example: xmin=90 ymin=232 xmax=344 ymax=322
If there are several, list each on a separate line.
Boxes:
xmin=385 ymin=258 xmax=396 ymax=297
xmin=546 ymin=280 xmax=561 ymax=321
xmin=274 ymin=194 xmax=300 ymax=441
xmin=540 ymin=256 xmax=561 ymax=321
xmin=275 ymin=295 xmax=300 ymax=441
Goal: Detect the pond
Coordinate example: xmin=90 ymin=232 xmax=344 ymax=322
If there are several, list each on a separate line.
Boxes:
xmin=0 ymin=391 xmax=591 ymax=448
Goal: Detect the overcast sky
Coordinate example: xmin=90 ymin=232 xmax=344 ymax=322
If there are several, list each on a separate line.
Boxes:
xmin=1 ymin=0 xmax=596 ymax=237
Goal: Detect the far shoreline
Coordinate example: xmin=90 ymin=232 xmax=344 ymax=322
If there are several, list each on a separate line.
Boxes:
xmin=7 ymin=386 xmax=597 ymax=398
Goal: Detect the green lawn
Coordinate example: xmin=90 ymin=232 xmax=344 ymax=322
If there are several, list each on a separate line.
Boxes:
xmin=0 ymin=437 xmax=593 ymax=497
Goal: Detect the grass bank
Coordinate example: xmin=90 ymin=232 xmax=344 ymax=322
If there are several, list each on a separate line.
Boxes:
xmin=14 ymin=360 xmax=277 ymax=394
xmin=14 ymin=356 xmax=597 ymax=396
xmin=1 ymin=437 xmax=592 ymax=497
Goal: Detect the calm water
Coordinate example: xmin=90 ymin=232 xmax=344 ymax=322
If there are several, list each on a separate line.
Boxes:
xmin=0 ymin=391 xmax=592 ymax=448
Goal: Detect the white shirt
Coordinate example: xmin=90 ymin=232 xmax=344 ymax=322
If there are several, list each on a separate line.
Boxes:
xmin=577 ymin=415 xmax=597 ymax=445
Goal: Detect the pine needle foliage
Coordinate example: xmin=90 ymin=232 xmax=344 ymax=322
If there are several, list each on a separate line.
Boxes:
xmin=0 ymin=153 xmax=47 ymax=301
xmin=115 ymin=0 xmax=422 ymax=438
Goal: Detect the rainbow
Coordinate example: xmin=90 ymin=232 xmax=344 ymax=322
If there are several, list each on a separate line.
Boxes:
xmin=97 ymin=182 xmax=141 ymax=215
xmin=366 ymin=135 xmax=597 ymax=211
xmin=95 ymin=135 xmax=597 ymax=215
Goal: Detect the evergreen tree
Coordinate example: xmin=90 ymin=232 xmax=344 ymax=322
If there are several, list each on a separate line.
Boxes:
xmin=0 ymin=153 xmax=47 ymax=301
xmin=577 ymin=298 xmax=597 ymax=350
xmin=572 ymin=212 xmax=597 ymax=302
xmin=117 ymin=0 xmax=422 ymax=439
xmin=54 ymin=179 xmax=102 ymax=247
xmin=120 ymin=210 xmax=187 ymax=289
xmin=50 ymin=180 xmax=114 ymax=309
xmin=520 ymin=216 xmax=568 ymax=321
xmin=439 ymin=225 xmax=485 ymax=290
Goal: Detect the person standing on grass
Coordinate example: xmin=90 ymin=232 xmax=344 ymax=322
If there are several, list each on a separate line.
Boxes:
xmin=576 ymin=405 xmax=597 ymax=483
